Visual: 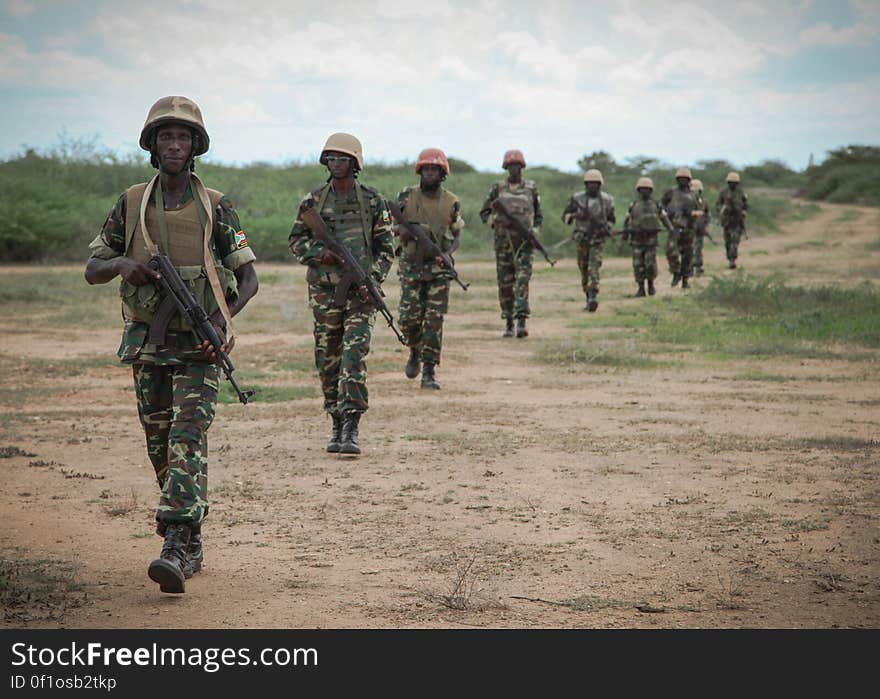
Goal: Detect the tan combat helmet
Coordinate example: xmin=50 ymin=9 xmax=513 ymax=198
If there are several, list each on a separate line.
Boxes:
xmin=675 ymin=166 xmax=693 ymax=180
xmin=320 ymin=132 xmax=364 ymax=169
xmin=690 ymin=179 xmax=704 ymax=192
xmin=726 ymin=171 xmax=741 ymax=183
xmin=139 ymin=96 xmax=209 ymax=155
xmin=583 ymin=169 xmax=604 ymax=185
xmin=636 ymin=176 xmax=654 ymax=190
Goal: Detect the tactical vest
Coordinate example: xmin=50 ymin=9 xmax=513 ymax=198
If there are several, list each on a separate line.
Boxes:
xmin=666 ymin=187 xmax=697 ymax=230
xmin=572 ymin=190 xmax=613 ymax=241
xmin=719 ymin=187 xmax=747 ymax=224
xmin=495 ymin=179 xmax=536 ymax=230
xmin=308 ymin=182 xmax=374 ymax=285
xmin=120 ymin=181 xmax=238 ymax=330
xmin=401 ymin=186 xmax=457 ymax=258
xmin=629 ymin=197 xmax=663 ymax=232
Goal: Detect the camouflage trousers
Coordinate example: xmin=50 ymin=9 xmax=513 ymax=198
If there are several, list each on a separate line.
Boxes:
xmin=630 ymin=244 xmax=658 ymax=283
xmin=309 ymin=283 xmax=375 ymax=415
xmin=723 ymin=225 xmax=745 ymax=262
xmin=133 ymin=362 xmax=219 ymax=529
xmin=398 ymin=272 xmax=450 ymax=365
xmin=693 ymin=234 xmax=706 ymax=273
xmin=665 ymin=229 xmax=696 ymax=278
xmin=495 ymin=233 xmax=533 ymax=319
xmin=575 ymin=240 xmax=603 ymax=294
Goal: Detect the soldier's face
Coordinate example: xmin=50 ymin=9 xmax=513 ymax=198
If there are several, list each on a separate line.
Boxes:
xmin=677 ymin=177 xmax=690 ymax=189
xmin=155 ymin=125 xmax=193 ymax=174
xmin=325 ymin=151 xmax=355 ymax=179
xmin=419 ymin=165 xmax=443 ymax=188
xmin=729 ymin=181 xmax=739 ymax=190
xmin=638 ymin=187 xmax=652 ymax=199
xmin=507 ymin=163 xmax=522 ymax=179
xmin=586 ymin=182 xmax=600 ymax=196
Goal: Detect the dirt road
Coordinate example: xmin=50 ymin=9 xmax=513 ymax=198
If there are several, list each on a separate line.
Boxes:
xmin=1 ymin=200 xmax=878 ymax=628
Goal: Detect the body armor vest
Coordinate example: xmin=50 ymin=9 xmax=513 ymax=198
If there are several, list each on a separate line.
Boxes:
xmin=667 ymin=188 xmax=697 ymax=230
xmin=719 ymin=187 xmax=747 ymax=224
xmin=120 ymin=182 xmax=236 ymax=329
xmin=572 ymin=190 xmax=613 ymax=241
xmin=401 ymin=186 xmax=456 ymax=258
xmin=494 ymin=180 xmax=536 ymax=230
xmin=308 ymin=183 xmax=374 ymax=285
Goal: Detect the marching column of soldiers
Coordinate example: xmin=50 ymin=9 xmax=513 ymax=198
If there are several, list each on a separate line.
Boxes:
xmin=86 ymin=95 xmax=751 ymax=594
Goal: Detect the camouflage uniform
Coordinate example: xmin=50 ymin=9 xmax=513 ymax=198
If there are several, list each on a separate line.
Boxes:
xmin=716 ymin=185 xmax=749 ymax=265
xmin=562 ymin=190 xmax=616 ymax=296
xmin=692 ymin=189 xmax=712 ymax=276
xmin=288 ymin=181 xmax=394 ymax=416
xmin=88 ymin=182 xmax=256 ymax=530
xmin=479 ymin=180 xmax=543 ymax=320
xmin=662 ymin=186 xmax=699 ymax=282
xmin=623 ymin=195 xmax=668 ymax=285
xmin=395 ymin=185 xmax=464 ymax=366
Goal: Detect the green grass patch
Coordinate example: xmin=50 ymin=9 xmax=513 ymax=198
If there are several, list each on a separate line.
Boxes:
xmin=534 ymin=338 xmax=669 ymax=369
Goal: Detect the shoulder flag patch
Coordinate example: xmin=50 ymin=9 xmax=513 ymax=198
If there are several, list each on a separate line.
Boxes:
xmin=234 ymin=231 xmax=249 ymax=249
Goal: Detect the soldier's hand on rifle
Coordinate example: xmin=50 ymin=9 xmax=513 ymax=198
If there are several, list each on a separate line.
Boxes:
xmin=357 ymin=285 xmax=372 ymax=305
xmin=316 ymin=248 xmax=343 ymax=266
xmin=196 ymin=314 xmax=229 ymax=362
xmin=434 ymin=255 xmax=447 ymax=267
xmin=114 ymin=258 xmax=160 ymax=286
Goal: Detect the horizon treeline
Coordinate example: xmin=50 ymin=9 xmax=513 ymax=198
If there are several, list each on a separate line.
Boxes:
xmin=1 ymin=139 xmax=876 ymax=263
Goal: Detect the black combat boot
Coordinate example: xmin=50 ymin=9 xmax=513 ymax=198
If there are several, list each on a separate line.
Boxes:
xmin=421 ymin=362 xmax=440 ymax=390
xmin=182 ymin=522 xmax=203 ymax=579
xmin=340 ymin=413 xmax=361 ymax=455
xmin=502 ymin=317 xmax=514 ymax=338
xmin=515 ymin=317 xmax=528 ymax=338
xmin=148 ymin=523 xmax=190 ymax=593
xmin=587 ymin=290 xmax=598 ymax=312
xmin=404 ymin=347 xmax=420 ymax=379
xmin=728 ymin=259 xmax=737 ymax=269
xmin=326 ymin=412 xmax=343 ymax=453
xmin=681 ymin=276 xmax=690 ymax=289
xmin=671 ymin=273 xmax=681 ymax=287
xmin=635 ymin=281 xmax=646 ymax=297
xmin=647 ymin=279 xmax=656 ymax=296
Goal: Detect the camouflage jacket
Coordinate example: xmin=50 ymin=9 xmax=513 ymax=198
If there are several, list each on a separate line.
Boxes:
xmin=716 ymin=186 xmax=749 ymax=225
xmin=88 ymin=182 xmax=256 ymax=366
xmin=288 ymin=180 xmax=394 ymax=286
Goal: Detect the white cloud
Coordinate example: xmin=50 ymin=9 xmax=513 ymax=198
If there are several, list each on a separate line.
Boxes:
xmin=799 ymin=21 xmax=878 ymax=47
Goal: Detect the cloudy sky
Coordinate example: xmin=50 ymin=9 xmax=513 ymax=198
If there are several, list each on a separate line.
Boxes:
xmin=1 ymin=0 xmax=878 ymax=172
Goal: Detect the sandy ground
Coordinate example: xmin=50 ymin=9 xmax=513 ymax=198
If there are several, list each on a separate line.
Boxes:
xmin=1 ymin=200 xmax=878 ymax=628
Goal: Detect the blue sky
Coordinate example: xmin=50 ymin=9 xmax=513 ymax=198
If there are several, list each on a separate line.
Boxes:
xmin=1 ymin=0 xmax=878 ymax=172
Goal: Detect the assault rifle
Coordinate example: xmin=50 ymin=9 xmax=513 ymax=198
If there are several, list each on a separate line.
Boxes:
xmin=384 ymin=199 xmax=469 ymax=291
xmin=491 ymin=198 xmax=556 ymax=266
xmin=572 ymin=200 xmax=620 ymax=241
xmin=147 ymin=254 xmax=254 ymax=404
xmin=299 ymin=202 xmax=406 ymax=345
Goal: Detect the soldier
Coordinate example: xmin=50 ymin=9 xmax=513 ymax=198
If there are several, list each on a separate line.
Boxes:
xmin=690 ymin=179 xmax=711 ymax=277
xmin=84 ymin=96 xmax=259 ymax=594
xmin=661 ymin=167 xmax=700 ymax=289
xmin=622 ymin=177 xmax=673 ymax=297
xmin=561 ymin=169 xmax=615 ymax=311
xmin=479 ymin=150 xmax=543 ymax=338
xmin=288 ymin=133 xmax=394 ymax=456
xmin=716 ymin=171 xmax=749 ymax=269
xmin=395 ymin=148 xmax=464 ymax=390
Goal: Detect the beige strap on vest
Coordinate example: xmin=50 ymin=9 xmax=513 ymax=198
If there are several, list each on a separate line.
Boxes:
xmin=137 ymin=173 xmax=235 ymax=340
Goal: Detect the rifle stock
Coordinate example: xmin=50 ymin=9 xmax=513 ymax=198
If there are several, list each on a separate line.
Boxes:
xmin=147 ymin=254 xmax=254 ymax=405
xmin=385 ymin=199 xmax=469 ymax=291
xmin=299 ymin=203 xmax=406 ymax=345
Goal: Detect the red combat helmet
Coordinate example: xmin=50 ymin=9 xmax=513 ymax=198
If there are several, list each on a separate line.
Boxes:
xmin=502 ymin=149 xmax=526 ymax=169
xmin=415 ymin=148 xmax=450 ymax=175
